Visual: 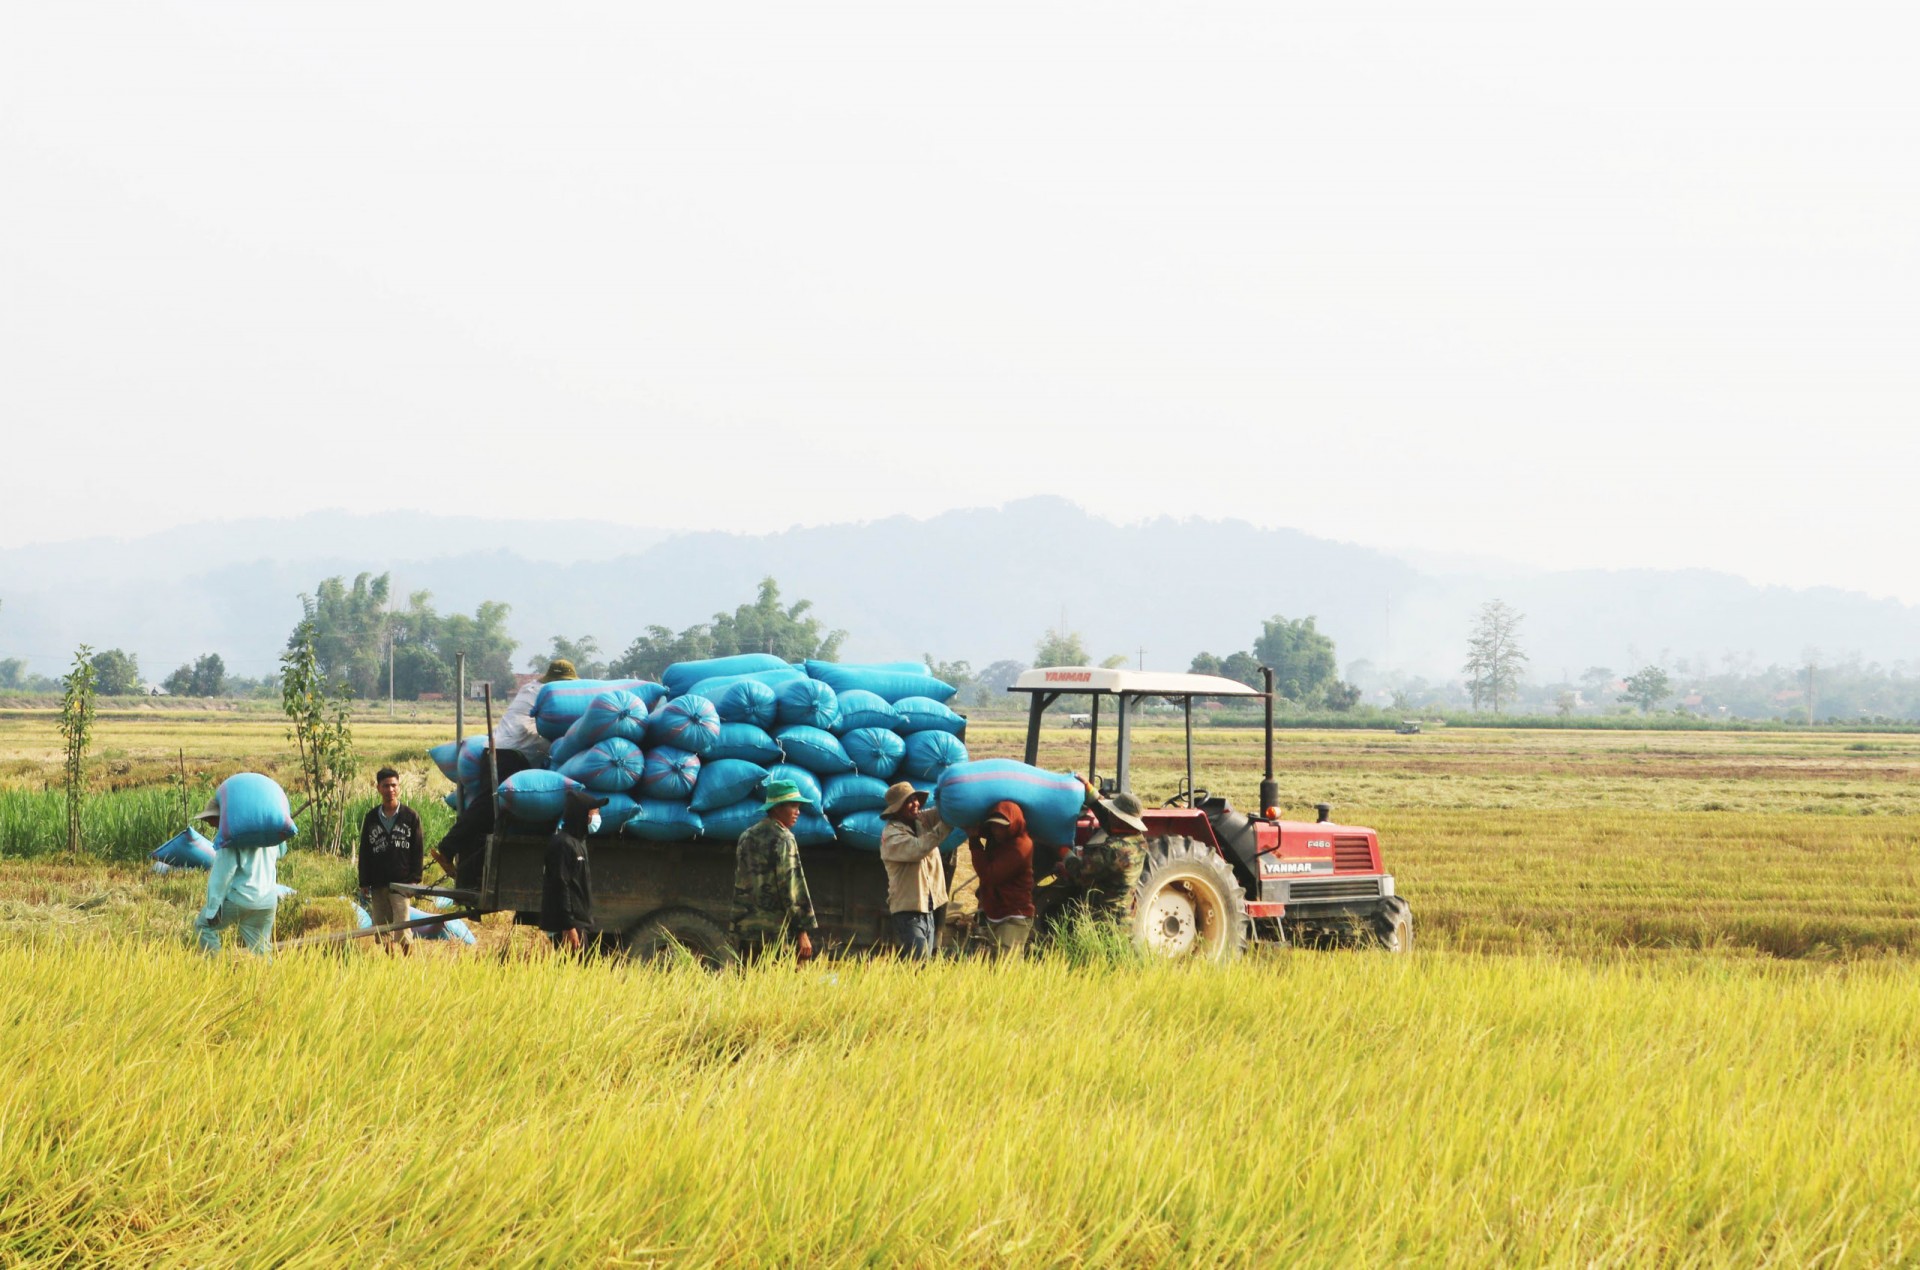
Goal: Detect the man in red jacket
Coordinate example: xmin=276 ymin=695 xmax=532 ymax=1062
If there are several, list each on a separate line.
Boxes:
xmin=968 ymin=800 xmax=1035 ymax=958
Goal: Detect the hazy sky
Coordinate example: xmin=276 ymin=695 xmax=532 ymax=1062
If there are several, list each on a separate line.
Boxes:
xmin=5 ymin=2 xmax=1916 ymax=600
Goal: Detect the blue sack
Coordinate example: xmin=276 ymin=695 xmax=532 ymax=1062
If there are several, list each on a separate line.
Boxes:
xmin=711 ymin=679 xmax=779 ymax=730
xmin=795 ymin=809 xmax=837 ymax=847
xmin=496 ymin=770 xmax=585 ymax=826
xmin=647 ymin=694 xmax=723 ymax=757
xmin=533 ymin=678 xmax=663 ymax=739
xmin=685 ymin=666 xmax=806 ymax=703
xmin=639 ymin=747 xmax=702 ymax=801
xmin=691 ymin=758 xmax=771 ymax=812
xmin=708 ymin=722 xmax=785 ymax=765
xmin=598 ymin=793 xmax=642 ymax=834
xmin=441 ymin=792 xmax=458 ymax=810
xmin=775 ymin=678 xmax=840 ymax=731
xmin=804 ymin=660 xmax=957 ymax=704
xmin=550 ymin=689 xmax=653 ymax=766
xmin=151 ymin=827 xmax=216 ymax=870
xmin=821 ymin=773 xmax=890 ymax=819
xmin=697 ymin=798 xmax=765 ymax=842
xmin=774 ymin=726 xmax=856 ymax=776
xmin=355 ymin=902 xmax=475 ymax=944
xmin=621 ymin=799 xmax=705 ymax=842
xmin=893 ymin=696 xmax=967 ymax=736
xmin=835 ymin=809 xmax=886 ymax=853
xmin=212 ymin=773 xmax=298 ymax=850
xmin=934 ymin=759 xmax=1087 ymax=847
xmin=559 ymin=737 xmax=647 ymax=793
xmin=428 ymin=740 xmax=464 ymax=781
xmin=841 ymin=727 xmax=906 ymax=780
xmin=764 ymin=763 xmax=823 ymax=809
xmin=455 ymin=736 xmax=503 ymax=790
xmin=663 ymin=654 xmax=793 ymax=698
xmin=902 ymin=731 xmax=968 ymax=781
xmin=832 ymin=690 xmax=903 ymax=733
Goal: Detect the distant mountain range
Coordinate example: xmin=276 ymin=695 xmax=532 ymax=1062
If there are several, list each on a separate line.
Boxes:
xmin=1 ymin=499 xmax=1914 ymax=685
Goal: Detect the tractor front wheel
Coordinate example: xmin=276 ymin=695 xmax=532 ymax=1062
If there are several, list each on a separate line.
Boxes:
xmin=1130 ymin=837 xmax=1248 ymax=963
xmin=1370 ymin=896 xmax=1413 ymax=953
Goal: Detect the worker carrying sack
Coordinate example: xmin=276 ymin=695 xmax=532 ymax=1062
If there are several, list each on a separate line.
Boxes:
xmin=662 ymin=654 xmax=792 ymax=698
xmin=933 ymin=759 xmax=1086 ymax=847
xmin=207 ymin=773 xmax=298 ymax=850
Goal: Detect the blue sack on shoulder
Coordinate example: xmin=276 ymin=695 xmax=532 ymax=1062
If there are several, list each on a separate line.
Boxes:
xmin=211 ymin=773 xmax=298 ymax=850
xmin=152 ymin=827 xmax=216 ymax=869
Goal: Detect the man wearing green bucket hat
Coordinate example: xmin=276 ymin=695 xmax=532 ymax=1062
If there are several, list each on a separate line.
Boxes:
xmin=731 ymin=777 xmax=819 ymax=966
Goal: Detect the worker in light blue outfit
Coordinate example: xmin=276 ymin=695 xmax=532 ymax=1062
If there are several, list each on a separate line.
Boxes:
xmin=194 ymin=839 xmax=288 ymax=956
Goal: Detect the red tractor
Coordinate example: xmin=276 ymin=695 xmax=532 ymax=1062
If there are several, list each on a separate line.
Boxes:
xmin=1010 ymin=666 xmax=1411 ymax=961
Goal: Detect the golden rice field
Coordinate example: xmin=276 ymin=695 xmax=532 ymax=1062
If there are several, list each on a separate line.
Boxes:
xmin=4 ymin=710 xmax=1920 ymax=1265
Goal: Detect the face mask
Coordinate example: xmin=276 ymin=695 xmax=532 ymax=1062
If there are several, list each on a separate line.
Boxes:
xmin=586 ymin=812 xmax=602 ymax=835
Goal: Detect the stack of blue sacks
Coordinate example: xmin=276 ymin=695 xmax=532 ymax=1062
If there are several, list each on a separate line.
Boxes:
xmin=433 ymin=656 xmax=969 ymax=854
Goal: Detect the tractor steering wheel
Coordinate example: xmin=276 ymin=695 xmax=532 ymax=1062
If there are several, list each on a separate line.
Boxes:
xmin=1160 ymin=788 xmax=1210 ymax=809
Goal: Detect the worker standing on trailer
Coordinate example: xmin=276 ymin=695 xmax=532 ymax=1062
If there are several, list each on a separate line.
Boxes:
xmin=877 ymin=782 xmax=949 ymax=959
xmin=429 ymin=748 xmax=531 ymax=891
xmin=358 ymin=767 xmax=424 ymax=952
xmin=970 ymin=801 xmax=1036 ymax=958
xmin=492 ymin=659 xmax=576 ymax=767
xmin=731 ymin=779 xmax=819 ymax=966
xmin=540 ymin=788 xmax=606 ymax=953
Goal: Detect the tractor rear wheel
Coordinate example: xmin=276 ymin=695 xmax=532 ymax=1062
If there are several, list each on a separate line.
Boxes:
xmin=1370 ymin=896 xmax=1413 ymax=953
xmin=1130 ymin=837 xmax=1248 ymax=962
xmin=624 ymin=908 xmax=740 ymax=970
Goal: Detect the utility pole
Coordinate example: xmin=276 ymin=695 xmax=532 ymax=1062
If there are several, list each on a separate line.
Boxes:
xmin=1137 ymin=646 xmax=1146 ymax=670
xmin=454 ymin=652 xmax=467 ymax=815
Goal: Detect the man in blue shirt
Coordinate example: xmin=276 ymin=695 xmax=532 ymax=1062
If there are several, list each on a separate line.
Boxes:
xmin=195 ymin=838 xmax=287 ymax=957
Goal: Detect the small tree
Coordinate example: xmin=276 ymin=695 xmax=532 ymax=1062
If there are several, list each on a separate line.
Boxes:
xmin=532 ymin=635 xmax=607 ymax=680
xmin=1620 ymin=665 xmax=1673 ymax=714
xmin=58 ymin=645 xmax=97 ymax=855
xmin=281 ymin=622 xmax=357 ymax=855
xmin=1035 ymin=627 xmax=1090 ymax=667
xmin=1463 ymin=600 xmax=1528 ymax=713
xmin=1253 ymin=615 xmax=1338 ymax=702
xmin=1555 ymin=690 xmax=1577 ymax=717
xmin=91 ymin=648 xmax=142 ymax=696
xmin=924 ymin=654 xmax=974 ymax=699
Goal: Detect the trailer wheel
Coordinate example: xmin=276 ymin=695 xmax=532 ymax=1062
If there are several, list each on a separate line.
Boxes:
xmin=624 ymin=908 xmax=740 ymax=970
xmin=1130 ymin=837 xmax=1248 ymax=962
xmin=1370 ymin=896 xmax=1413 ymax=953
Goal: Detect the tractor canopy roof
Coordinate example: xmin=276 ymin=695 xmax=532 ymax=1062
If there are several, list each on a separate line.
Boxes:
xmin=1010 ymin=666 xmax=1263 ymax=698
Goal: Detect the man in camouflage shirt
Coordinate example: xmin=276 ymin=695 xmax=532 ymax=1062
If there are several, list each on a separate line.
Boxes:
xmin=731 ymin=778 xmax=819 ymax=965
xmin=1060 ymin=785 xmax=1151 ymax=921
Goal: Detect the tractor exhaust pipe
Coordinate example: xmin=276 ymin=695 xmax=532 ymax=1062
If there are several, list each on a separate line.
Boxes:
xmin=1316 ymin=803 xmax=1332 ymax=823
xmin=1260 ymin=666 xmax=1279 ymax=817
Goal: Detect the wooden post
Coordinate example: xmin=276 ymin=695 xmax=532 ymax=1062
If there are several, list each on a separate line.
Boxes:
xmin=454 ymin=653 xmax=466 ymax=814
xmin=480 ymin=683 xmax=498 ymax=910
